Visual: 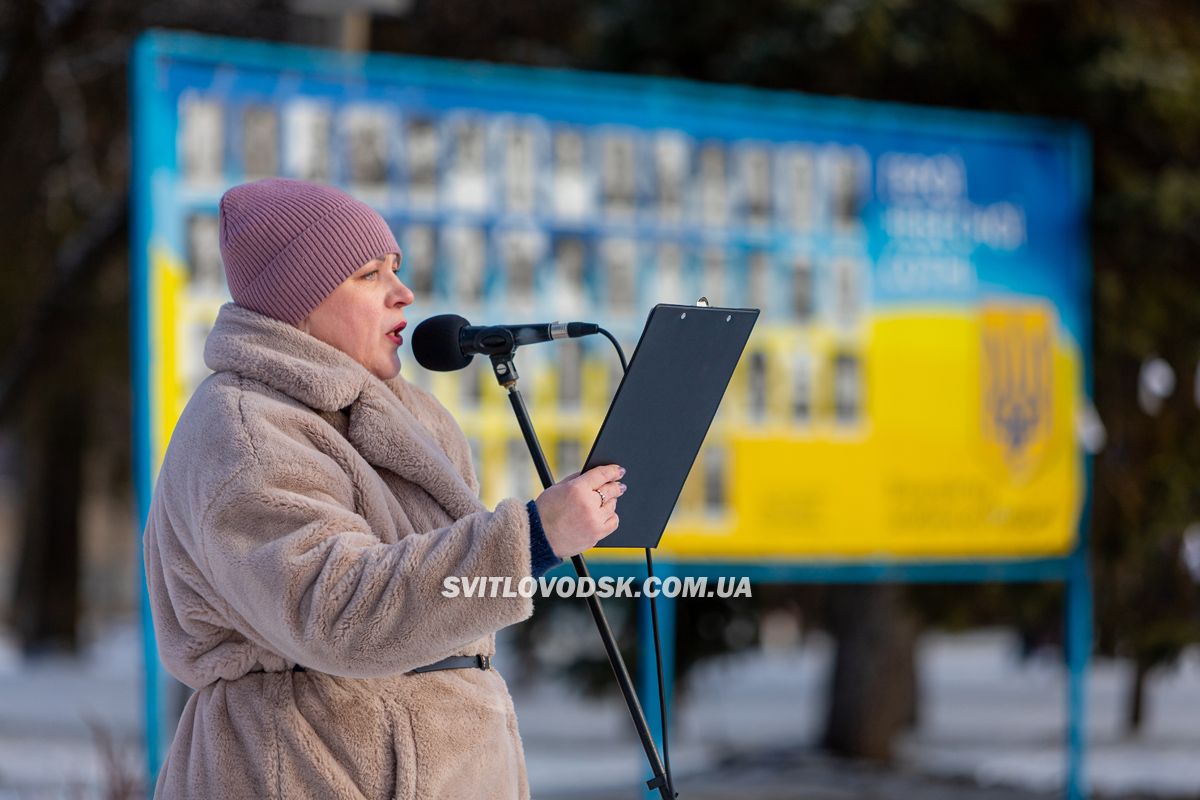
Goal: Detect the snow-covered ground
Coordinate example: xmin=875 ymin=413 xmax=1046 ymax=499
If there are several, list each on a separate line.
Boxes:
xmin=903 ymin=631 xmax=1200 ymax=798
xmin=0 ymin=622 xmax=1197 ymax=798
xmin=515 ymin=629 xmax=1200 ymax=798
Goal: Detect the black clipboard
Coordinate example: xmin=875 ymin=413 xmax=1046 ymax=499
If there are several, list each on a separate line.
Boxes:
xmin=582 ymin=303 xmax=759 ymax=549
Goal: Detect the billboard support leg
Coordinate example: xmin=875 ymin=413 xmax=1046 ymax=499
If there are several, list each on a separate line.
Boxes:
xmin=1064 ymin=547 xmax=1091 ymax=800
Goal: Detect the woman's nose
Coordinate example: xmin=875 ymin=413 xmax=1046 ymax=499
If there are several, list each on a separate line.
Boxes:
xmin=389 ymin=273 xmax=415 ymax=306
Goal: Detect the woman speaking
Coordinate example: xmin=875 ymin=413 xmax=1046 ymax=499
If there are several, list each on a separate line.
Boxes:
xmin=143 ymin=178 xmax=626 ymax=799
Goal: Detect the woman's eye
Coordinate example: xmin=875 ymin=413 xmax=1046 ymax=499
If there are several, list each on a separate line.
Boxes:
xmin=363 ymin=270 xmax=379 ymax=281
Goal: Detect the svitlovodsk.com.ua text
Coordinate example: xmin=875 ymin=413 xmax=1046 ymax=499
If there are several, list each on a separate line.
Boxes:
xmin=441 ymin=575 xmax=752 ymax=599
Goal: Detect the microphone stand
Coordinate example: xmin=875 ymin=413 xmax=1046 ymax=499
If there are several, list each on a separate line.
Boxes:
xmin=488 ymin=351 xmax=676 ymax=799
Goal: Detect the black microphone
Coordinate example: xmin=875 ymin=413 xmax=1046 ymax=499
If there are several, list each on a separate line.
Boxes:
xmin=411 ymin=314 xmax=600 ymax=372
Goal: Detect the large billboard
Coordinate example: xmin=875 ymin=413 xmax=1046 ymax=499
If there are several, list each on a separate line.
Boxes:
xmin=133 ymin=31 xmax=1090 ymax=565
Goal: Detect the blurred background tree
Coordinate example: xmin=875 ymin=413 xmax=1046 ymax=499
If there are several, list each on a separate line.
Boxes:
xmin=0 ymin=0 xmax=1196 ymax=762
xmin=0 ymin=0 xmax=296 ymax=653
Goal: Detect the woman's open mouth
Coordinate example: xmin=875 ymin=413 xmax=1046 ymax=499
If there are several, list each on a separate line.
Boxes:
xmin=386 ymin=321 xmax=406 ymax=345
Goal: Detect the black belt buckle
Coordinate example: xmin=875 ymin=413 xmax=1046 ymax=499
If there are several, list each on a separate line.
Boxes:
xmin=477 ymin=654 xmax=491 ymax=670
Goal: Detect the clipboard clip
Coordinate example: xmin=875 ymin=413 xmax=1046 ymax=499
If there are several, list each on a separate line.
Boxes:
xmin=695 ymin=297 xmax=709 ymax=307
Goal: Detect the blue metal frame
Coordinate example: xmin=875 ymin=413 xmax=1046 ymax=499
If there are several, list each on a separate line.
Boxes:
xmin=130 ymin=29 xmax=1093 ymax=799
xmin=130 ymin=34 xmax=163 ymax=790
xmin=133 ymin=30 xmax=1088 ymax=146
xmin=561 ymin=556 xmax=1081 ymax=584
xmin=1063 ymin=129 xmax=1095 ymax=800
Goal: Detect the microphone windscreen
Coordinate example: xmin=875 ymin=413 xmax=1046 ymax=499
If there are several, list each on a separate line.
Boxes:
xmin=412 ymin=314 xmax=473 ymax=372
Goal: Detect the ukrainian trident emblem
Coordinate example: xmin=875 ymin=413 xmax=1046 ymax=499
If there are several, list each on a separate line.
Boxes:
xmin=981 ymin=305 xmax=1054 ymax=476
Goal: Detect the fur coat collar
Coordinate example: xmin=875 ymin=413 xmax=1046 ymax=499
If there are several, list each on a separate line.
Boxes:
xmin=204 ymin=302 xmax=484 ymax=519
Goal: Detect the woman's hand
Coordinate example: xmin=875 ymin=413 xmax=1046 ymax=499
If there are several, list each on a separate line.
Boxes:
xmin=534 ymin=464 xmax=626 ymax=559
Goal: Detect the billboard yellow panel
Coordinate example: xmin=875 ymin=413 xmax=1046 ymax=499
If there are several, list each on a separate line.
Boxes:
xmin=652 ymin=306 xmax=1082 ymax=559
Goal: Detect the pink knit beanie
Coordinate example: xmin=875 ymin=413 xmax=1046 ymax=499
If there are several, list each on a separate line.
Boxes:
xmin=218 ymin=178 xmax=400 ymax=325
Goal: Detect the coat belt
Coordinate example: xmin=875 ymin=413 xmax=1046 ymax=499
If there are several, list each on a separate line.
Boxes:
xmin=256 ymin=654 xmax=492 ymax=677
xmin=410 ymin=654 xmax=492 ymax=673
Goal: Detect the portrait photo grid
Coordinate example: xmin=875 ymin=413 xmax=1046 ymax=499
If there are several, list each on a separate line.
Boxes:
xmin=173 ymin=89 xmax=874 ymax=517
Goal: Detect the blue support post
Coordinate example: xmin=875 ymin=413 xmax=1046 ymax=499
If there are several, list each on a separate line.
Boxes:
xmin=129 ymin=34 xmax=163 ymax=796
xmin=639 ymin=566 xmax=677 ymax=799
xmin=1064 ymin=544 xmax=1092 ymax=800
xmin=1066 ymin=121 xmax=1095 ymax=800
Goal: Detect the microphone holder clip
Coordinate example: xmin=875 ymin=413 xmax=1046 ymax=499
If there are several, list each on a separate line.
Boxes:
xmin=489 ymin=352 xmax=519 ymax=388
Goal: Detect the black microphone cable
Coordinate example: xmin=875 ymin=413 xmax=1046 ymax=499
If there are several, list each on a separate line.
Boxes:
xmin=596 ymin=326 xmax=677 ymax=799
xmin=597 ymin=327 xmax=628 ymax=373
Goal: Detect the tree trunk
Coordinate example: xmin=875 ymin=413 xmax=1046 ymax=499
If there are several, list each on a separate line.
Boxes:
xmin=12 ymin=371 xmax=85 ymax=654
xmin=822 ymin=583 xmax=919 ymax=761
xmin=1126 ymin=658 xmax=1148 ymax=734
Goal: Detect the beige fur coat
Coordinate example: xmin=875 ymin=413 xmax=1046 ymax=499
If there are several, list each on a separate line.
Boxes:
xmin=144 ymin=303 xmax=537 ymax=799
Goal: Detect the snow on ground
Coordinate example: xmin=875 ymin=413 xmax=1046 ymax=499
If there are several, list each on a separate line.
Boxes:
xmin=511 ymin=628 xmax=1200 ymax=798
xmin=0 ymin=621 xmax=1197 ymax=798
xmin=900 ymin=630 xmax=1200 ymax=798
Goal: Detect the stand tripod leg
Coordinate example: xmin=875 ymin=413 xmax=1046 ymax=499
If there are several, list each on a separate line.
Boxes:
xmin=498 ymin=367 xmax=675 ymax=799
